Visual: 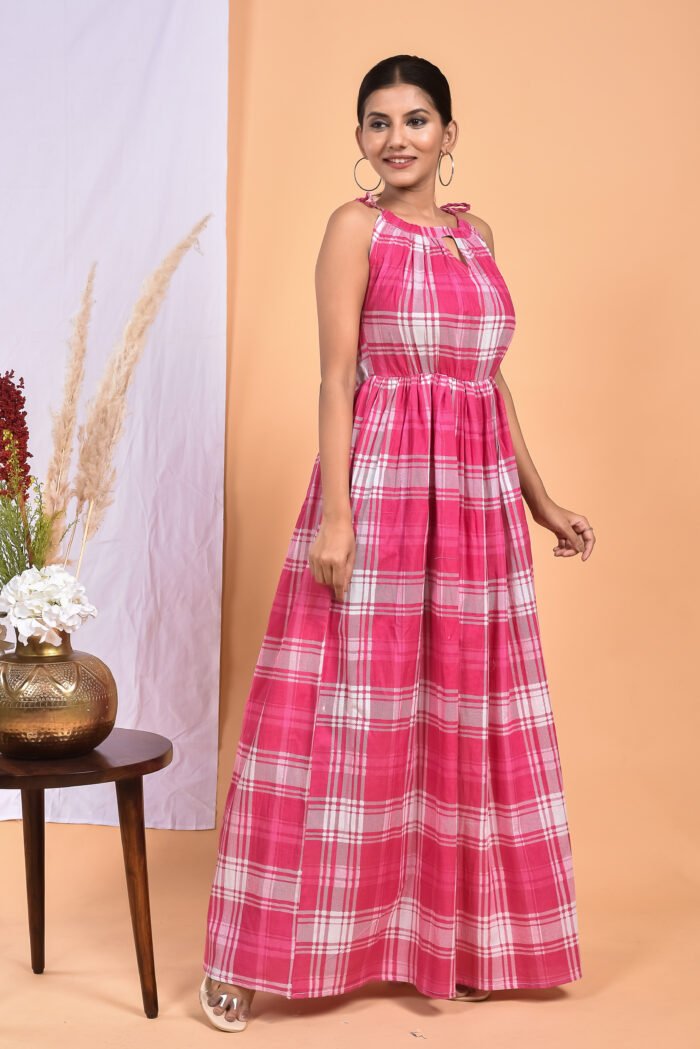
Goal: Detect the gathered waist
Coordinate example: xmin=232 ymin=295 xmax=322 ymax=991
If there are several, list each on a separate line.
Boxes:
xmin=356 ymin=372 xmax=497 ymax=394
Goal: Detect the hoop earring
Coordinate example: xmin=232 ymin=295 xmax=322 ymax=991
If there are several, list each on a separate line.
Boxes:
xmin=354 ymin=156 xmax=382 ymax=192
xmin=438 ymin=151 xmax=455 ymax=187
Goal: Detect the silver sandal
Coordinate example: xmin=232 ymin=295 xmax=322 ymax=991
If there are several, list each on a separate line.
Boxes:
xmin=453 ymin=984 xmax=492 ymax=1001
xmin=199 ymin=976 xmax=249 ymax=1032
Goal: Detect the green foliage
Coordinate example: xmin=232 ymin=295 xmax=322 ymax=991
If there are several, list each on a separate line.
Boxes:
xmin=0 ymin=486 xmax=29 ymax=584
xmin=0 ymin=430 xmax=74 ymax=588
xmin=24 ymin=475 xmax=54 ymax=568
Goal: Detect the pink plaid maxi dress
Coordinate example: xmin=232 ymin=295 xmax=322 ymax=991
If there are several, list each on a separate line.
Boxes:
xmin=204 ymin=190 xmax=582 ymax=999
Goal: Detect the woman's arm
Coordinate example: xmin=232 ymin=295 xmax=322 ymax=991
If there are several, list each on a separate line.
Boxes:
xmin=494 ymin=363 xmax=593 ymax=559
xmin=309 ymin=202 xmax=373 ymax=597
xmin=314 ymin=203 xmax=370 ymax=523
xmin=480 ymin=221 xmax=594 ymax=560
xmin=472 ymin=219 xmax=550 ymax=516
xmin=493 ymin=368 xmax=550 ymax=518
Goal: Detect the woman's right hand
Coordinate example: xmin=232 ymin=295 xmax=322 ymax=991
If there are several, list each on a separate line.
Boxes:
xmin=308 ymin=515 xmax=356 ymax=600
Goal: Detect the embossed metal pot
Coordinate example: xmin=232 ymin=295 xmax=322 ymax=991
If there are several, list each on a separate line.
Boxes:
xmin=0 ymin=628 xmax=118 ymax=759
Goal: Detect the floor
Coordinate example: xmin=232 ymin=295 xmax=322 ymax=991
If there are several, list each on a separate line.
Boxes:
xmin=0 ymin=818 xmax=695 ymax=1049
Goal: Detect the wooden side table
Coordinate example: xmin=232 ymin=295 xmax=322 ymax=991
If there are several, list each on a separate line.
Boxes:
xmin=0 ymin=727 xmax=173 ymax=1018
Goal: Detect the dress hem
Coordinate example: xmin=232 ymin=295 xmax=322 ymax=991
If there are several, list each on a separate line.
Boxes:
xmin=202 ymin=961 xmax=584 ymax=1000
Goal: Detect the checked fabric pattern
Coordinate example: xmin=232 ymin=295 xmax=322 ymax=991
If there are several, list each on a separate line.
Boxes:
xmin=203 ymin=190 xmax=582 ymax=999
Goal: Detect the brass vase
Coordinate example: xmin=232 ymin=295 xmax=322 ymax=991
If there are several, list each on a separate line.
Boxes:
xmin=0 ymin=628 xmax=118 ymax=759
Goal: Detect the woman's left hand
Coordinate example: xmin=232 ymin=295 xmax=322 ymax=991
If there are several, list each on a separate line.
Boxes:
xmin=530 ymin=497 xmax=596 ymax=561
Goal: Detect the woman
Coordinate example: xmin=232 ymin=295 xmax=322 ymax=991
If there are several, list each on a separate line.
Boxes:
xmin=200 ymin=54 xmax=594 ymax=1032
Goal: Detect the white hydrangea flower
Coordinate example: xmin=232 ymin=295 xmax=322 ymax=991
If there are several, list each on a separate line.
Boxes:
xmin=0 ymin=565 xmax=97 ymax=647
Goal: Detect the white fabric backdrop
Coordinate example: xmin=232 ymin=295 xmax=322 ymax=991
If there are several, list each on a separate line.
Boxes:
xmin=0 ymin=0 xmax=228 ymax=828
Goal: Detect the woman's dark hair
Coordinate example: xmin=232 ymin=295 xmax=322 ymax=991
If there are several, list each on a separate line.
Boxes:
xmin=356 ymin=55 xmax=453 ymax=128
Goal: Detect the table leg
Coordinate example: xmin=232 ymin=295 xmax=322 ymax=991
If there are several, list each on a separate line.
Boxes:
xmin=115 ymin=775 xmax=158 ymax=1018
xmin=20 ymin=788 xmax=45 ymax=974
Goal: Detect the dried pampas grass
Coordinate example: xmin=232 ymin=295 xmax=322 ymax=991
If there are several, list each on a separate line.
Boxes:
xmin=42 ymin=262 xmax=96 ymax=565
xmin=45 ymin=213 xmax=212 ymax=576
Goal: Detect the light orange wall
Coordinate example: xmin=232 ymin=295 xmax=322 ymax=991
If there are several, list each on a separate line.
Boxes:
xmin=223 ymin=0 xmax=700 ymax=905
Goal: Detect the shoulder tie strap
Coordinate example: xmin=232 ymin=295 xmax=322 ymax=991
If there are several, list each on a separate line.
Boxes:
xmin=355 ymin=190 xmax=381 ymax=210
xmin=440 ymin=201 xmax=471 ymax=215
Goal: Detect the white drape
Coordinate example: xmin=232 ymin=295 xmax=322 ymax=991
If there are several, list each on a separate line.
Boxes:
xmin=0 ymin=0 xmax=228 ymax=828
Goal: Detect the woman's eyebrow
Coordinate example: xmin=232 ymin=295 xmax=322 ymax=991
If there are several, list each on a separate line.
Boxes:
xmin=365 ymin=108 xmax=431 ymax=119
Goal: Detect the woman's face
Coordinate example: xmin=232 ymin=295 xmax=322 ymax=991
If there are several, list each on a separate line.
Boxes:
xmin=356 ymin=82 xmax=458 ymax=192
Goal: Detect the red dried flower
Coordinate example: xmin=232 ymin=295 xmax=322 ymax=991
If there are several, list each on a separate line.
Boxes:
xmin=0 ymin=369 xmax=32 ymax=498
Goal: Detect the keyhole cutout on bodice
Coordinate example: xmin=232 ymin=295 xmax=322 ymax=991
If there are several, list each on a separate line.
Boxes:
xmin=441 ymin=234 xmax=467 ymax=266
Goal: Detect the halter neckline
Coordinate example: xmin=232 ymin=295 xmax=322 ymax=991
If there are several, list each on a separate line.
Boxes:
xmin=356 ymin=190 xmax=471 ymax=235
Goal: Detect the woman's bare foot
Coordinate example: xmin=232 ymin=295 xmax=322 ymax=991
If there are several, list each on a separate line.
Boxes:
xmin=204 ymin=975 xmax=256 ymax=1024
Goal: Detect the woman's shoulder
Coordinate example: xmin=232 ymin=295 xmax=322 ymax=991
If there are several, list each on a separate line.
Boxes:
xmin=316 ymin=197 xmax=382 ymax=260
xmin=324 ymin=195 xmax=381 ymax=231
xmin=462 ymin=210 xmax=494 ymax=255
